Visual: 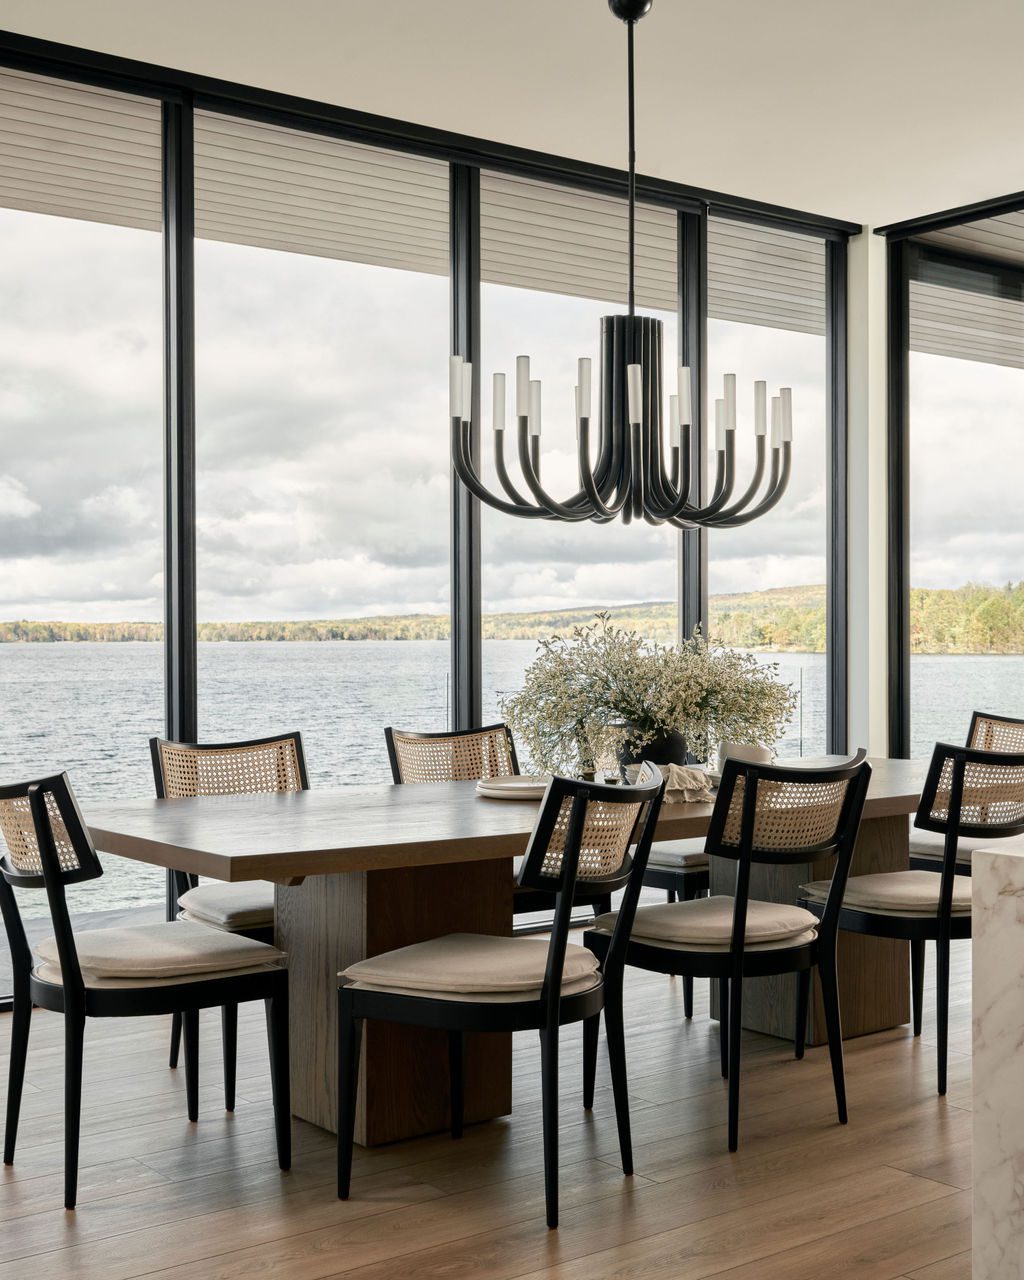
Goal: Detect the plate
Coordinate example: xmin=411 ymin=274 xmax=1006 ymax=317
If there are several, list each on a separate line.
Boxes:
xmin=475 ymin=775 xmax=550 ymax=801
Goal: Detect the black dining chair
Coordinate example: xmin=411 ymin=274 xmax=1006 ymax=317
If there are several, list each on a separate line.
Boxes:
xmin=337 ymin=764 xmax=665 ymax=1229
xmin=0 ymin=772 xmax=291 ymax=1209
xmin=150 ymin=731 xmax=307 ymax=1107
xmin=586 ymin=752 xmax=872 ymax=1152
xmin=385 ymin=723 xmax=616 ymax=924
xmin=802 ymin=740 xmax=1024 ymax=1094
xmin=639 ymin=839 xmax=711 ymax=1017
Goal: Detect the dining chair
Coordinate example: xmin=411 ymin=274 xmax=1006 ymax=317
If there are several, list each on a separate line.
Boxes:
xmin=802 ymin=740 xmax=1024 ymax=1095
xmin=909 ymin=711 xmax=1024 ymax=873
xmin=640 ymin=839 xmax=711 ymax=1018
xmin=0 ymin=772 xmax=290 ymax=1209
xmin=384 ymin=723 xmax=616 ymax=923
xmin=337 ymin=764 xmax=665 ymax=1229
xmin=586 ymin=752 xmax=872 ymax=1152
xmin=150 ymin=731 xmax=307 ymax=1106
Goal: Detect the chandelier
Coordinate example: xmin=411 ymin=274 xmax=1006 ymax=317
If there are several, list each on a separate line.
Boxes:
xmin=449 ymin=0 xmax=794 ymax=528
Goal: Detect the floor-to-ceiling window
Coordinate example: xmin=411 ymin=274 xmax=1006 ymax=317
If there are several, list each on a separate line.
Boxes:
xmin=477 ymin=173 xmax=680 ymax=735
xmin=706 ymin=218 xmax=829 ymax=755
xmin=0 ymin=70 xmax=164 ymax=939
xmin=907 ymin=244 xmax=1024 ymax=755
xmin=193 ymin=114 xmax=451 ymax=783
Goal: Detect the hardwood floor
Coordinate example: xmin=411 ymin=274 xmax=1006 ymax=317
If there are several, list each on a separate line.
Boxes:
xmin=0 ymin=937 xmax=972 ymax=1279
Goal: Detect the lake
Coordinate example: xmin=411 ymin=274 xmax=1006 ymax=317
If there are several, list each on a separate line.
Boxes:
xmin=2 ymin=640 xmax=1020 ymax=915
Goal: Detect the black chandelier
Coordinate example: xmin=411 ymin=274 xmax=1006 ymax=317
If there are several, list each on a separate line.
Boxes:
xmin=450 ymin=0 xmax=794 ymax=528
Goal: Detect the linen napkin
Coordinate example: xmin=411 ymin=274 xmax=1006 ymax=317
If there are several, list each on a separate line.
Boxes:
xmin=662 ymin=763 xmax=714 ymax=803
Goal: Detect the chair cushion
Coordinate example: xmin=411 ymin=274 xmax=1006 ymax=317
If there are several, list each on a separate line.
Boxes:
xmin=341 ymin=932 xmax=599 ymax=995
xmin=177 ymin=881 xmax=276 ymax=930
xmin=33 ymin=961 xmax=284 ymax=990
xmin=36 ymin=921 xmax=286 ymax=979
xmin=647 ymin=838 xmax=709 ymax=869
xmin=908 ymin=823 xmax=979 ymax=865
xmin=801 ymin=870 xmax=972 ymax=915
xmin=345 ymin=973 xmax=601 ymax=1003
xmin=590 ymin=895 xmax=818 ymax=951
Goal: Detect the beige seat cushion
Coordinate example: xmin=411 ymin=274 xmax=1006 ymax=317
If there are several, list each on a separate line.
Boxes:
xmin=909 ymin=823 xmax=979 ymax=866
xmin=342 ymin=932 xmax=599 ymax=995
xmin=345 ymin=973 xmax=601 ymax=1003
xmin=801 ymin=870 xmax=972 ymax=915
xmin=590 ymin=895 xmax=818 ymax=952
xmin=33 ymin=961 xmax=285 ymax=990
xmin=36 ymin=921 xmax=286 ymax=980
xmin=177 ymin=881 xmax=275 ymax=930
xmin=647 ymin=838 xmax=709 ymax=869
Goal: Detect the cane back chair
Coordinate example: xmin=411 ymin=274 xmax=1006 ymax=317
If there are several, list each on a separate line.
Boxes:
xmin=587 ymin=752 xmax=872 ymax=1152
xmin=337 ymin=764 xmax=665 ymax=1229
xmin=803 ymin=741 xmax=1024 ymax=1094
xmin=150 ymin=731 xmax=307 ymax=1103
xmin=0 ymin=772 xmax=290 ymax=1209
xmin=385 ymin=724 xmax=616 ymax=923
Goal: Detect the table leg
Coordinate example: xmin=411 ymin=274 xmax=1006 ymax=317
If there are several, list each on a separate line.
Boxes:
xmin=710 ymin=813 xmax=911 ymax=1044
xmin=275 ymin=856 xmax=513 ymax=1145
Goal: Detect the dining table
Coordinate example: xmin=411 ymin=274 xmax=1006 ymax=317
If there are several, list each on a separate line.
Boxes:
xmin=86 ymin=754 xmax=926 ymax=1146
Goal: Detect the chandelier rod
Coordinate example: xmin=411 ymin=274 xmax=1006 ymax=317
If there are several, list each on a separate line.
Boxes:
xmin=626 ymin=17 xmax=636 ymax=318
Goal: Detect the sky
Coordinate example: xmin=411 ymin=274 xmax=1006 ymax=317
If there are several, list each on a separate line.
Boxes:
xmin=0 ymin=205 xmax=1016 ymax=624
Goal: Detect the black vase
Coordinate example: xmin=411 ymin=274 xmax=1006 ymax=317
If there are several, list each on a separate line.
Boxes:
xmin=617 ymin=725 xmax=689 ymax=769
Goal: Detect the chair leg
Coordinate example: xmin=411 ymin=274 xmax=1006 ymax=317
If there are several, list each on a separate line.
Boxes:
xmin=666 ymin=889 xmax=676 ymax=904
xmin=819 ymin=955 xmax=848 ymax=1124
xmin=911 ymin=938 xmax=925 ymax=1038
xmin=336 ymin=998 xmax=362 ymax=1200
xmin=222 ymin=1003 xmax=238 ymax=1112
xmin=265 ymin=990 xmax=291 ymax=1170
xmin=169 ymin=1011 xmax=182 ymax=1068
xmin=727 ymin=976 xmax=743 ymax=1152
xmin=594 ymin=894 xmax=612 ymax=918
xmin=718 ymin=977 xmax=729 ymax=1078
xmin=794 ymin=969 xmax=810 ymax=1060
xmin=448 ymin=1030 xmax=464 ymax=1139
xmin=603 ymin=987 xmax=633 ymax=1176
xmin=539 ymin=1027 xmax=559 ymax=1230
xmin=683 ymin=975 xmax=694 ymax=1019
xmin=64 ymin=1012 xmax=85 ymax=1210
xmin=182 ymin=1008 xmax=200 ymax=1123
xmin=582 ymin=1013 xmax=599 ymax=1110
xmin=3 ymin=981 xmax=31 ymax=1165
xmin=936 ymin=936 xmax=950 ymax=1097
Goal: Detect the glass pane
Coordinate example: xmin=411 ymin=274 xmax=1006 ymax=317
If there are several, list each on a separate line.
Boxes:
xmin=706 ymin=219 xmax=828 ymax=757
xmin=194 ymin=116 xmax=450 ymax=784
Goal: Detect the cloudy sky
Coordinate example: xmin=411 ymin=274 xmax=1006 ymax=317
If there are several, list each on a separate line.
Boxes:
xmin=0 ymin=205 xmax=1014 ymax=624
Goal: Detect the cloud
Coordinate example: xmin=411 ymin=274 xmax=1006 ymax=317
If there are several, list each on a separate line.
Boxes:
xmin=0 ymin=474 xmax=40 ymax=519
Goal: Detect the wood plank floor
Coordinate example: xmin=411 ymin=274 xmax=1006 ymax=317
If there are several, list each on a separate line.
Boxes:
xmin=0 ymin=936 xmax=972 ymax=1279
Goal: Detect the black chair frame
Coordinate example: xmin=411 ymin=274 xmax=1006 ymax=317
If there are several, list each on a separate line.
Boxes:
xmin=150 ymin=731 xmax=307 ymax=1101
xmin=0 ymin=773 xmax=290 ymax=1209
xmin=587 ymin=751 xmax=872 ymax=1152
xmin=337 ymin=767 xmax=666 ymax=1229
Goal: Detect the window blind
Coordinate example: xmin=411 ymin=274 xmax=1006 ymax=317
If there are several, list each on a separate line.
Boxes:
xmin=708 ymin=217 xmax=825 ymax=336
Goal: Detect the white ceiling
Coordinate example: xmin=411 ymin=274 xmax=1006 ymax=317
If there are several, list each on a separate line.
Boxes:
xmin=2 ymin=0 xmax=1024 ymax=229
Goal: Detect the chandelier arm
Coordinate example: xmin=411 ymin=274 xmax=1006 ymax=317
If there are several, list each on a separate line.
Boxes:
xmin=579 ymin=420 xmax=629 ymax=518
xmin=704 ymin=435 xmax=767 ymax=522
xmin=706 ymin=443 xmax=791 ymax=528
xmin=493 ymin=426 xmax=534 ymax=508
xmin=630 ymin=422 xmax=644 ymax=520
xmin=516 ymin=422 xmax=596 ymax=522
xmin=665 ymin=433 xmax=739 ymax=523
xmin=451 ymin=420 xmax=549 ymax=519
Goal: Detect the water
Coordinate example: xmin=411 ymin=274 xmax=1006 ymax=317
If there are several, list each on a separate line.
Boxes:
xmin=5 ymin=640 xmax=1015 ymax=916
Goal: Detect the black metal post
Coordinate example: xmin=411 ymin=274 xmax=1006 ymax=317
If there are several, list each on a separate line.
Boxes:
xmin=678 ymin=209 xmax=708 ymax=641
xmin=886 ymin=238 xmax=911 ymax=758
xmin=450 ymin=164 xmax=481 ymax=730
xmin=825 ymin=237 xmax=849 ymax=754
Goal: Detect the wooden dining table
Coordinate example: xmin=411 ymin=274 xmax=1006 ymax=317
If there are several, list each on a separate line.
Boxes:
xmin=86 ymin=755 xmax=926 ymax=1146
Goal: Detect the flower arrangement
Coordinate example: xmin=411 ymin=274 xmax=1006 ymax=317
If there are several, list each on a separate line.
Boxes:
xmin=498 ymin=613 xmax=796 ymax=776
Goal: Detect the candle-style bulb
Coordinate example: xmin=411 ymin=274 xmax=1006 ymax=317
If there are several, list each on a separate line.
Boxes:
xmin=780 ymin=387 xmax=793 ymax=442
xmin=770 ymin=396 xmax=781 ymax=448
xmin=626 ymin=364 xmax=643 ymax=426
xmin=492 ymin=372 xmax=505 ymax=431
xmin=715 ymin=398 xmax=726 ymax=452
xmin=516 ymin=356 xmax=530 ymax=419
xmin=669 ymin=394 xmax=680 ymax=449
xmin=724 ymin=373 xmax=737 ymax=431
xmin=578 ymin=357 xmax=592 ymax=420
xmin=677 ymin=366 xmax=691 ymax=425
xmin=529 ymin=379 xmax=542 ymax=436
xmin=754 ymin=380 xmax=767 ymax=436
xmin=449 ymin=354 xmax=463 ymax=419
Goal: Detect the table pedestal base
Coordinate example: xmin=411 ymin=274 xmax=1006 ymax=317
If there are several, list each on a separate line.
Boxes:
xmin=276 ymin=857 xmax=513 ymax=1144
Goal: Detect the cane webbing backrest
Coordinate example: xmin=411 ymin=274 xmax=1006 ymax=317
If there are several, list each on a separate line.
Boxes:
xmin=719 ymin=773 xmax=850 ymax=851
xmin=0 ymin=788 xmax=79 ymax=875
xmin=541 ymin=795 xmax=644 ymax=881
xmin=389 ymin=726 xmax=516 ymax=784
xmin=156 ymin=736 xmax=305 ymax=798
xmin=928 ymin=752 xmax=1024 ymax=830
xmin=970 ymin=713 xmax=1024 ymax=754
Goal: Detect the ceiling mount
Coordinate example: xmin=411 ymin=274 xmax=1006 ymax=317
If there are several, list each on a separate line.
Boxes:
xmin=608 ymin=0 xmax=653 ymax=22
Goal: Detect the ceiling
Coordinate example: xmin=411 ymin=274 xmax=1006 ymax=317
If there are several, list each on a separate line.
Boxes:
xmin=2 ymin=0 xmax=1024 ymax=229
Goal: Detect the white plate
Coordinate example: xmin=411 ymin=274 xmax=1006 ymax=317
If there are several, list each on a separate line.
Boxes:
xmin=475 ymin=775 xmax=550 ymax=801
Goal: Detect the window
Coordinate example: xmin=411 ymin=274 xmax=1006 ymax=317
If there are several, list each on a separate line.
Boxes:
xmin=706 ymin=218 xmax=828 ymax=755
xmin=193 ymin=114 xmax=451 ymax=782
